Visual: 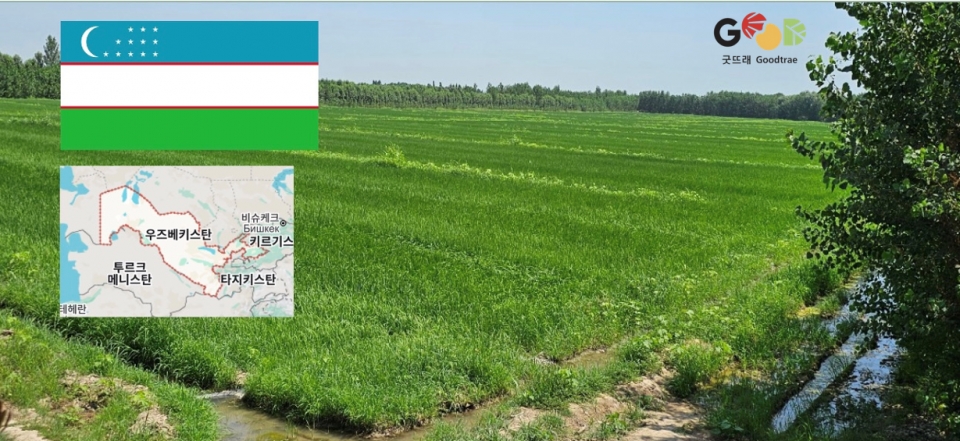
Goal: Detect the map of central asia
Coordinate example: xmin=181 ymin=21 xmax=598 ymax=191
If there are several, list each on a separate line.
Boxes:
xmin=59 ymin=166 xmax=294 ymax=317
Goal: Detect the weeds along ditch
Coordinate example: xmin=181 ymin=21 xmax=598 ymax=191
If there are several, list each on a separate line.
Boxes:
xmin=0 ymin=100 xmax=845 ymax=435
xmin=0 ymin=311 xmax=221 ymax=440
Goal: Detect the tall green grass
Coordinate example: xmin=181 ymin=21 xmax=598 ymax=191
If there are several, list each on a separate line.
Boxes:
xmin=0 ymin=100 xmax=840 ymax=432
xmin=0 ymin=311 xmax=219 ymax=440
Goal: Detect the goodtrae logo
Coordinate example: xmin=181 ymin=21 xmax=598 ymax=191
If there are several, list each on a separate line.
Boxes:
xmin=714 ymin=13 xmax=806 ymax=50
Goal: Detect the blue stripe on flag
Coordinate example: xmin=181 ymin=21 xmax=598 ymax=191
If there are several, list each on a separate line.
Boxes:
xmin=61 ymin=21 xmax=318 ymax=63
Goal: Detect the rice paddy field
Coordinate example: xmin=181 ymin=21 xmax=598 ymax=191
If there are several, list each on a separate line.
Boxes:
xmin=0 ymin=99 xmax=845 ymax=438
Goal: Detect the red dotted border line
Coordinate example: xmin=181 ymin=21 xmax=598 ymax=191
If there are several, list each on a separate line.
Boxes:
xmin=97 ymin=185 xmax=271 ymax=297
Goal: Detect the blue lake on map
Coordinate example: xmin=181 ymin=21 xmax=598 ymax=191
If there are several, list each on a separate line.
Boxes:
xmin=59 ymin=166 xmax=89 ymax=205
xmin=59 ymin=223 xmax=87 ymax=303
xmin=122 ymin=169 xmax=154 ymax=204
xmin=272 ymin=168 xmax=293 ymax=196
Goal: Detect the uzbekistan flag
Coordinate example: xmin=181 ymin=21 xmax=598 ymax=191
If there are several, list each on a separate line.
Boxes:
xmin=60 ymin=21 xmax=319 ymax=150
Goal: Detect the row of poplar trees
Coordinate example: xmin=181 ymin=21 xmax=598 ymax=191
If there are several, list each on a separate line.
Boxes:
xmin=0 ymin=36 xmax=60 ymax=99
xmin=319 ymin=80 xmax=826 ymax=121
xmin=1 ymin=36 xmax=824 ymax=122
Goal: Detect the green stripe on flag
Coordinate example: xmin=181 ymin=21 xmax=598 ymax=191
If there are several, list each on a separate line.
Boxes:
xmin=61 ymin=108 xmax=318 ymax=150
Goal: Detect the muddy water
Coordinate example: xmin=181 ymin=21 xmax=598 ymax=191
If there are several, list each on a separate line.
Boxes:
xmin=209 ymin=394 xmax=484 ymax=441
xmin=562 ymin=348 xmax=615 ymax=370
xmin=213 ymin=397 xmax=341 ymax=441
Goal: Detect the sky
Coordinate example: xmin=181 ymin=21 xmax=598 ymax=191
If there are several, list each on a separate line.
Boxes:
xmin=0 ymin=2 xmax=861 ymax=95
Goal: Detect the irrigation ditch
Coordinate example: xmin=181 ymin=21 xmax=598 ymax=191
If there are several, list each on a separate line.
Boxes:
xmin=196 ymin=277 xmax=902 ymax=441
xmin=204 ymin=392 xmax=483 ymax=441
xmin=772 ymin=274 xmax=901 ymax=437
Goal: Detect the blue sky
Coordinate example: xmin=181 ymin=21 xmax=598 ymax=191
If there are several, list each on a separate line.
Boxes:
xmin=0 ymin=2 xmax=860 ymax=95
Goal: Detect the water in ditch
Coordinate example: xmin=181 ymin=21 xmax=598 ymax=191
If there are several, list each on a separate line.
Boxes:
xmin=772 ymin=275 xmax=900 ymax=436
xmin=206 ymin=392 xmax=483 ymax=441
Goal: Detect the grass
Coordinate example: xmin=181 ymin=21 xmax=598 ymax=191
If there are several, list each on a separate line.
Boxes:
xmin=0 ymin=311 xmax=219 ymax=440
xmin=1 ymin=99 xmax=845 ymax=434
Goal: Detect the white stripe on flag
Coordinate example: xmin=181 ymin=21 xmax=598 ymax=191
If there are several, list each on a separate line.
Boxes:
xmin=61 ymin=65 xmax=318 ymax=107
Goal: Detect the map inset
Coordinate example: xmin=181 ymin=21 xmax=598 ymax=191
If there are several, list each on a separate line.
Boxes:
xmin=59 ymin=166 xmax=294 ymax=317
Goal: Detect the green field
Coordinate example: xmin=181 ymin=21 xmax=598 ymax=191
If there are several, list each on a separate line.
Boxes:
xmin=1 ymin=99 xmax=842 ymax=435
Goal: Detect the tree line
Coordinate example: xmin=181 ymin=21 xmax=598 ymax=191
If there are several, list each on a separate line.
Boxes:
xmin=320 ymin=80 xmax=641 ymax=112
xmin=0 ymin=36 xmax=60 ymax=99
xmin=321 ymin=80 xmax=825 ymax=121
xmin=1 ymin=36 xmax=824 ymax=121
xmin=636 ymin=90 xmax=824 ymax=121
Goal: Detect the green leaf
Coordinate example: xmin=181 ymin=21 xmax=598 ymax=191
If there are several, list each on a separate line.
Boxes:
xmin=783 ymin=19 xmax=807 ymax=46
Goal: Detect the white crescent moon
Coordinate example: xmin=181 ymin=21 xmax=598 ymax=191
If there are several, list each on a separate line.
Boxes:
xmin=81 ymin=26 xmax=98 ymax=58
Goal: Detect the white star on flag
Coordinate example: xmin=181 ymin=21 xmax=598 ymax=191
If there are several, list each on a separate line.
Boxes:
xmin=153 ymin=52 xmax=158 ymax=57
xmin=103 ymin=52 xmax=109 ymax=57
xmin=128 ymin=27 xmax=133 ymax=32
xmin=116 ymin=39 xmax=120 ymax=45
xmin=141 ymin=39 xmax=145 ymax=44
xmin=141 ymin=52 xmax=145 ymax=57
xmin=153 ymin=27 xmax=158 ymax=32
xmin=116 ymin=52 xmax=121 ymax=57
xmin=153 ymin=39 xmax=158 ymax=45
xmin=128 ymin=39 xmax=133 ymax=44
xmin=141 ymin=27 xmax=145 ymax=32
xmin=128 ymin=52 xmax=133 ymax=57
